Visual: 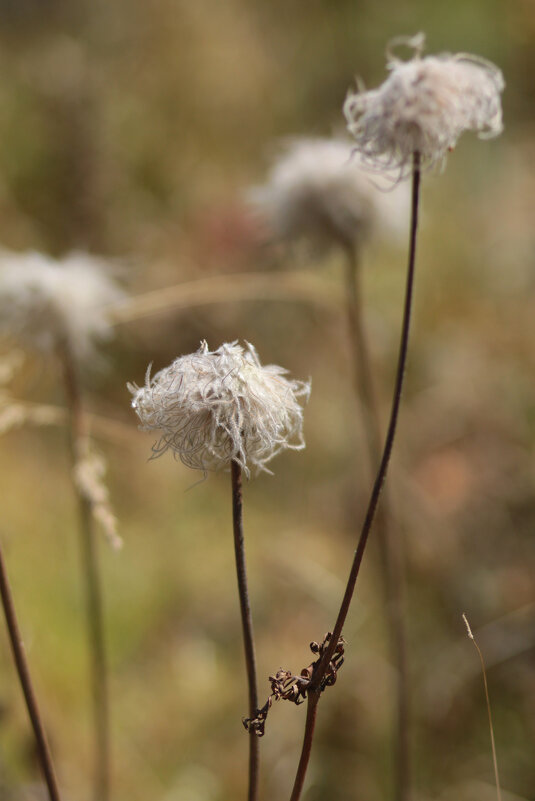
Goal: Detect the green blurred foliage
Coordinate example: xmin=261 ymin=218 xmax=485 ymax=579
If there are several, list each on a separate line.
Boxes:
xmin=0 ymin=1 xmax=533 ymax=801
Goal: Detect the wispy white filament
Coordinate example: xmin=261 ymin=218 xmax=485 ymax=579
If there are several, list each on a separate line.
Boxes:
xmin=249 ymin=137 xmax=409 ymax=249
xmin=129 ymin=341 xmax=310 ymax=476
xmin=0 ymin=251 xmax=123 ymax=362
xmin=344 ymin=34 xmax=504 ymax=176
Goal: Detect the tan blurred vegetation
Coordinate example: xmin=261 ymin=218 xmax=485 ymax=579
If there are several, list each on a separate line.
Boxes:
xmin=0 ymin=1 xmax=534 ymax=800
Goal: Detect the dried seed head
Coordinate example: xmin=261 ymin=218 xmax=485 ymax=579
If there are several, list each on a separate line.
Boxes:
xmin=344 ymin=33 xmax=504 ymax=177
xmin=249 ymin=137 xmax=409 ymax=250
xmin=0 ymin=251 xmax=124 ymax=362
xmin=128 ymin=341 xmax=310 ymax=476
xmin=74 ymin=445 xmax=121 ymax=549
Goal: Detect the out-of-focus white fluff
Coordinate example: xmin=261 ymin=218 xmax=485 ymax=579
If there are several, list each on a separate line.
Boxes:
xmin=0 ymin=251 xmax=124 ymax=362
xmin=129 ymin=341 xmax=310 ymax=476
xmin=344 ymin=34 xmax=504 ymax=176
xmin=249 ymin=137 xmax=410 ymax=250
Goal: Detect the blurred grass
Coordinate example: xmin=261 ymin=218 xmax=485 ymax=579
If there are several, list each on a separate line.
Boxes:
xmin=0 ymin=1 xmax=533 ymax=801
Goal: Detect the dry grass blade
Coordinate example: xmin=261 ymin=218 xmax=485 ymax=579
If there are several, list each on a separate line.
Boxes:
xmin=462 ymin=613 xmax=502 ymax=801
xmin=0 ymin=398 xmax=135 ymax=445
xmin=108 ymin=271 xmax=342 ymax=325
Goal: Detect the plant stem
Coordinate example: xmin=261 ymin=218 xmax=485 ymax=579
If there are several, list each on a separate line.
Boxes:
xmin=58 ymin=341 xmax=110 ymax=801
xmin=288 ymin=152 xmax=422 ymax=801
xmin=0 ymin=538 xmax=62 ymax=801
xmin=344 ymin=243 xmax=411 ymax=801
xmin=344 ymin=243 xmax=382 ymax=456
xmin=231 ymin=460 xmax=260 ymax=801
xmin=288 ymin=691 xmax=319 ymax=801
xmin=462 ymin=615 xmax=502 ymax=801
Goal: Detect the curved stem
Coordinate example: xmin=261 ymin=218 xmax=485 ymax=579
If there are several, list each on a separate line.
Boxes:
xmin=58 ymin=342 xmax=110 ymax=801
xmin=0 ymin=539 xmax=62 ymax=801
xmin=288 ymin=152 xmax=421 ymax=801
xmin=462 ymin=615 xmax=502 ymax=801
xmin=231 ymin=460 xmax=259 ymax=801
xmin=345 ymin=244 xmax=411 ymax=801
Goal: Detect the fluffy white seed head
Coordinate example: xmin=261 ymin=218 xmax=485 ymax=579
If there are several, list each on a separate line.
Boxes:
xmin=128 ymin=341 xmax=310 ymax=476
xmin=344 ymin=34 xmax=504 ymax=176
xmin=249 ymin=137 xmax=410 ymax=250
xmin=0 ymin=251 xmax=124 ymax=362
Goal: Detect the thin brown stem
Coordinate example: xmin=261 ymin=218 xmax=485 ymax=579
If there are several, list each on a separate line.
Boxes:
xmin=58 ymin=341 xmax=110 ymax=801
xmin=463 ymin=615 xmax=502 ymax=801
xmin=345 ymin=244 xmax=411 ymax=801
xmin=288 ymin=152 xmax=421 ymax=801
xmin=344 ymin=243 xmax=382 ymax=457
xmin=0 ymin=538 xmax=61 ymax=801
xmin=289 ymin=692 xmax=319 ymax=801
xmin=231 ymin=460 xmax=259 ymax=801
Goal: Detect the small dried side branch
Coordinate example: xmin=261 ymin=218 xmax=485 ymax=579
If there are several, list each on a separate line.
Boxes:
xmin=243 ymin=634 xmax=345 ymax=737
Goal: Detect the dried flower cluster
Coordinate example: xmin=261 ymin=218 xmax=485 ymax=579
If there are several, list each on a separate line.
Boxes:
xmin=129 ymin=341 xmax=310 ymax=476
xmin=344 ymin=34 xmax=504 ymax=175
xmin=243 ymin=634 xmax=346 ymax=736
xmin=0 ymin=251 xmax=123 ymax=362
xmin=249 ymin=137 xmax=409 ymax=250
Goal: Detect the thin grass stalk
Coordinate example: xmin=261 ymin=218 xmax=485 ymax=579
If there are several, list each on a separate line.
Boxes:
xmin=108 ymin=271 xmax=340 ymax=326
xmin=288 ymin=152 xmax=421 ymax=801
xmin=0 ymin=538 xmax=62 ymax=801
xmin=344 ymin=243 xmax=410 ymax=801
xmin=58 ymin=341 xmax=110 ymax=801
xmin=462 ymin=615 xmax=502 ymax=801
xmin=231 ymin=460 xmax=259 ymax=801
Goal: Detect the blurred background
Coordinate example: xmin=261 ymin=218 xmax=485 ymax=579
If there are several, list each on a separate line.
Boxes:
xmin=0 ymin=1 xmax=534 ymax=800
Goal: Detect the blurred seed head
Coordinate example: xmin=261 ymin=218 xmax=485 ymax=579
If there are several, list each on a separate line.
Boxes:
xmin=74 ymin=445 xmax=121 ymax=550
xmin=344 ymin=33 xmax=504 ymax=177
xmin=248 ymin=137 xmax=410 ymax=252
xmin=0 ymin=251 xmax=124 ymax=363
xmin=129 ymin=340 xmax=310 ymax=476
